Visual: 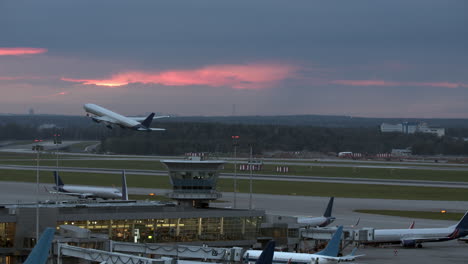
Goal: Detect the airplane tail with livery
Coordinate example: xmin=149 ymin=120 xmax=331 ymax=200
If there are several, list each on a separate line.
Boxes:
xmin=315 ymin=226 xmax=343 ymax=257
xmin=24 ymin=228 xmax=55 ymax=264
xmin=450 ymin=211 xmax=468 ymax=239
xmin=121 ymin=170 xmax=128 ymax=201
xmin=255 ymin=241 xmax=275 ymax=264
xmin=323 ymin=197 xmax=334 ymax=218
xmin=53 ymin=171 xmax=64 ymax=190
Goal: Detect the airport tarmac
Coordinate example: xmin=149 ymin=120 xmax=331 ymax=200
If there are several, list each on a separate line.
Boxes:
xmin=0 ymin=181 xmax=467 ymax=263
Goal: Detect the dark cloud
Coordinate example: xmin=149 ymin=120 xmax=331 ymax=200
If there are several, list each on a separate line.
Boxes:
xmin=0 ymin=1 xmax=467 ymax=117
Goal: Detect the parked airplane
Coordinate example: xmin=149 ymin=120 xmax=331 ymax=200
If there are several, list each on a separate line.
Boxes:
xmin=83 ymin=103 xmax=168 ymax=131
xmin=297 ymin=197 xmax=335 ymax=227
xmin=24 ymin=228 xmax=55 ymax=264
xmin=369 ymin=211 xmax=468 ymax=248
xmin=50 ymin=170 xmax=128 ymax=200
xmin=244 ymin=226 xmax=364 ymax=264
xmin=255 ymin=241 xmax=275 ymax=264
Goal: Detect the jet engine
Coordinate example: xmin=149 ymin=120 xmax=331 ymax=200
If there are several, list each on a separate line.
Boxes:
xmin=401 ymin=239 xmax=416 ymax=247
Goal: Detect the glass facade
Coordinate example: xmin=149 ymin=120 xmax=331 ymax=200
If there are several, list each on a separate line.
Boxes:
xmin=0 ymin=223 xmax=15 ymax=248
xmin=58 ymin=216 xmax=262 ymax=243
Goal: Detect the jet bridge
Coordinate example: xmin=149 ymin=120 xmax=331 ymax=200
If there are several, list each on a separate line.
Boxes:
xmin=57 ymin=243 xmax=173 ymax=264
xmin=111 ymin=241 xmax=244 ymax=262
xmin=299 ymin=227 xmax=375 ymax=251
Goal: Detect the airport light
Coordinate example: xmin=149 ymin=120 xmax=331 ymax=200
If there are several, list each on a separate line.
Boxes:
xmin=232 ymin=136 xmax=240 ymax=208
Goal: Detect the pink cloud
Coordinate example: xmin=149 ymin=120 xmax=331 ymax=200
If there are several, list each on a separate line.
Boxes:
xmin=331 ymin=79 xmax=468 ymax=89
xmin=33 ymin=91 xmax=69 ymax=99
xmin=61 ymin=63 xmax=299 ymax=89
xmin=0 ymin=76 xmax=23 ymax=81
xmin=0 ymin=47 xmax=47 ymax=56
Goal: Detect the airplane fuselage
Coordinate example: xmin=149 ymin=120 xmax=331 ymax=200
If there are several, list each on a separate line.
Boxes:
xmin=84 ymin=103 xmax=142 ymax=129
xmin=373 ymin=226 xmax=457 ymax=245
xmin=54 ymin=185 xmax=122 ymax=199
xmin=297 ymin=216 xmax=335 ymax=227
xmin=245 ymin=250 xmax=340 ymax=264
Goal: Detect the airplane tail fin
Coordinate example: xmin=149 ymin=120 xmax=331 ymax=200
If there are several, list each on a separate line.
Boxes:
xmin=409 ymin=221 xmax=415 ymax=229
xmin=54 ymin=171 xmax=64 ymax=187
xmin=140 ymin=113 xmax=155 ymax=128
xmin=315 ymin=226 xmax=343 ymax=257
xmin=121 ymin=170 xmax=128 ymax=201
xmin=24 ymin=228 xmax=55 ymax=264
xmin=455 ymin=211 xmax=468 ymax=229
xmin=323 ymin=197 xmax=334 ymax=218
xmin=255 ymin=241 xmax=275 ymax=264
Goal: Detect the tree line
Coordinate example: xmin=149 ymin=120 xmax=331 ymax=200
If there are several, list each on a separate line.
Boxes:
xmin=0 ymin=121 xmax=467 ymax=156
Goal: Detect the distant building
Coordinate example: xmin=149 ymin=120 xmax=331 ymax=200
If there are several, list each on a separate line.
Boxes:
xmin=380 ymin=122 xmax=445 ymax=137
xmin=28 ymin=108 xmax=34 ymax=115
xmin=380 ymin=123 xmax=403 ymax=133
xmin=391 ymin=148 xmax=412 ymax=156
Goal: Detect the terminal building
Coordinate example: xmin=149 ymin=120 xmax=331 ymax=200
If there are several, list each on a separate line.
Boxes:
xmin=0 ymin=156 xmax=264 ymax=263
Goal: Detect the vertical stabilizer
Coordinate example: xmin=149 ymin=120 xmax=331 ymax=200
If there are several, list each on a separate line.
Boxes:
xmin=315 ymin=226 xmax=343 ymax=257
xmin=53 ymin=171 xmax=64 ymax=187
xmin=121 ymin=170 xmax=128 ymax=200
xmin=141 ymin=113 xmax=155 ymax=128
xmin=323 ymin=197 xmax=334 ymax=217
xmin=24 ymin=228 xmax=55 ymax=264
xmin=255 ymin=241 xmax=275 ymax=264
xmin=455 ymin=211 xmax=468 ymax=230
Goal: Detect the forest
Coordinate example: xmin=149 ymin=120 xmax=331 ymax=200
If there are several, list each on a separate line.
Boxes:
xmin=1 ymin=115 xmax=468 ymax=156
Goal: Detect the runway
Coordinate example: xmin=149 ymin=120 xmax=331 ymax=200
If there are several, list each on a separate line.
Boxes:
xmin=1 ymin=164 xmax=468 ymax=188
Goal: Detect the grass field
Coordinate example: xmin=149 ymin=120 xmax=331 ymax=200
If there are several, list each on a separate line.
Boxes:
xmin=354 ymin=209 xmax=465 ymax=221
xmin=1 ymin=158 xmax=468 ymax=183
xmin=1 ymin=169 xmax=468 ymax=201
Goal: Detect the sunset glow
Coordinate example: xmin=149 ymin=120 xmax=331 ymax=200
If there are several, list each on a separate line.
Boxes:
xmin=61 ymin=63 xmax=298 ymax=89
xmin=0 ymin=47 xmax=48 ymax=56
xmin=331 ymin=80 xmax=468 ymax=89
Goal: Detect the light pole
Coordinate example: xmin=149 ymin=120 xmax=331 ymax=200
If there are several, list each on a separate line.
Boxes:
xmin=32 ymin=142 xmax=44 ymax=243
xmin=231 ymin=136 xmax=239 ymax=208
xmin=249 ymin=145 xmax=253 ymax=210
xmin=53 ymin=129 xmax=62 ymax=203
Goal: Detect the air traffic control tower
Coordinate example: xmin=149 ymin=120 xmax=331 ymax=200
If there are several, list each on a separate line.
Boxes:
xmin=161 ymin=156 xmax=225 ymax=208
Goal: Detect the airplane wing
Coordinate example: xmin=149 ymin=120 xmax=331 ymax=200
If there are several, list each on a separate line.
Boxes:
xmin=129 ymin=115 xmax=169 ymax=121
xmin=48 ymin=191 xmax=95 ymax=199
xmin=91 ymin=116 xmax=117 ymax=123
xmin=137 ymin=127 xmax=166 ymax=131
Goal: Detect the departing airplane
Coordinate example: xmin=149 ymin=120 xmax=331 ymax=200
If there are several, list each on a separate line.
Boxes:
xmin=24 ymin=228 xmax=55 ymax=264
xmin=369 ymin=211 xmax=468 ymax=248
xmin=50 ymin=171 xmax=128 ymax=200
xmin=297 ymin=197 xmax=335 ymax=227
xmin=83 ymin=103 xmax=168 ymax=131
xmin=245 ymin=226 xmax=364 ymax=264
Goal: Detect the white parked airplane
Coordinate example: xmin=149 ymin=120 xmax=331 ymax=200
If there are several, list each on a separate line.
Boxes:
xmin=50 ymin=171 xmax=129 ymax=200
xmin=369 ymin=211 xmax=468 ymax=248
xmin=83 ymin=103 xmax=168 ymax=131
xmin=297 ymin=197 xmax=335 ymax=227
xmin=244 ymin=226 xmax=364 ymax=264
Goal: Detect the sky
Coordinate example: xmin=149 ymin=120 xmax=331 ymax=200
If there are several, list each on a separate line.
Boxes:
xmin=0 ymin=1 xmax=467 ymax=118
